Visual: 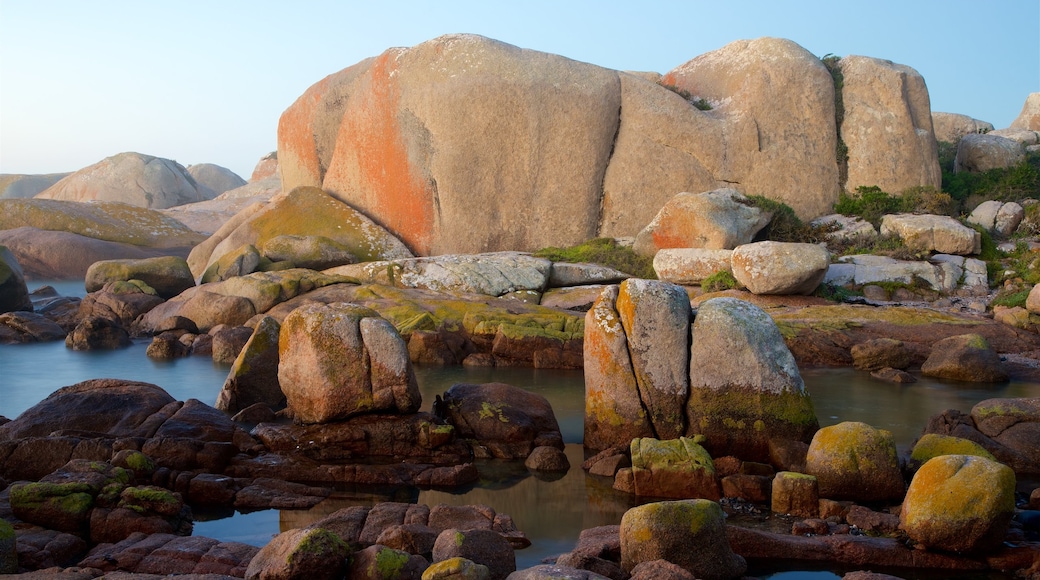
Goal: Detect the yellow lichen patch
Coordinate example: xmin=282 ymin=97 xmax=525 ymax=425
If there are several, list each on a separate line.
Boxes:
xmin=902 ymin=455 xmax=1015 ymax=538
xmin=910 ymin=434 xmax=996 ymax=464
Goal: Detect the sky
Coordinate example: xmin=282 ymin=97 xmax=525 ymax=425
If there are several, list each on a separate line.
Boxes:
xmin=1 ymin=1 xmax=1038 ymax=180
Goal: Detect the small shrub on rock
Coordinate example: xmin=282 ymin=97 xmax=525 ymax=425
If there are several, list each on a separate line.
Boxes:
xmin=534 ymin=238 xmax=656 ymax=280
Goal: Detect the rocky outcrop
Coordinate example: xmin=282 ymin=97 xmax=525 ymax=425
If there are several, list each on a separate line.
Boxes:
xmin=804 ymin=422 xmax=905 ymax=503
xmin=840 ymin=56 xmax=941 ymax=194
xmin=955 ymin=133 xmax=1027 ymax=172
xmin=160 ymin=177 xmax=281 ymax=236
xmin=921 ymin=398 xmax=1040 ymax=477
xmin=0 ymin=172 xmax=70 ymax=199
xmin=730 ymin=242 xmax=829 ymax=295
xmin=85 ymin=256 xmax=195 ymax=299
xmin=825 ymin=254 xmax=988 ymax=293
xmin=251 ymin=151 xmax=279 ymax=181
xmin=187 ymin=186 xmax=412 ymax=279
xmin=0 ymin=245 xmax=32 ymax=313
xmin=1010 ymin=92 xmax=1040 ymax=131
xmin=931 ymin=112 xmax=993 ymax=144
xmin=215 ymin=316 xmax=283 ymax=414
xmin=185 ymin=163 xmax=246 ymax=196
xmin=0 ymin=311 xmax=67 ymax=343
xmin=811 ymin=214 xmax=878 ymax=244
xmin=631 ymin=189 xmax=771 ymax=257
xmin=36 ymin=152 xmax=215 ymax=209
xmin=879 ymin=214 xmax=980 ymax=255
xmin=968 ymin=200 xmax=1024 ymax=237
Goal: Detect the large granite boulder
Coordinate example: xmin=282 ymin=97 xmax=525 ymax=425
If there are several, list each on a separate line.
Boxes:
xmin=278 ymin=302 xmax=421 ymax=423
xmin=661 ymin=37 xmax=838 ymax=219
xmin=0 ymin=172 xmax=69 ymax=199
xmin=931 ymin=112 xmax=993 ymax=144
xmin=970 ymin=397 xmax=1040 ymax=474
xmin=244 ymin=527 xmax=350 ymax=580
xmin=921 ymin=334 xmax=1008 ymax=383
xmin=260 ymin=234 xmax=357 ymax=270
xmin=85 ymin=256 xmax=195 ymax=299
xmin=619 ymin=500 xmax=746 ymax=580
xmin=631 ymin=189 xmax=771 ymax=257
xmin=0 ymin=245 xmax=32 ymax=313
xmin=36 ymin=152 xmax=215 ymax=209
xmin=968 ymin=200 xmax=1024 ymax=237
xmin=185 ymin=163 xmax=246 ymax=196
xmin=432 ymin=528 xmax=515 ymax=580
xmin=687 ymin=297 xmax=818 ymax=462
xmin=804 ymin=422 xmax=905 ymax=503
xmin=188 ymin=186 xmax=412 ymax=279
xmin=436 ymin=382 xmax=563 ymax=459
xmin=653 ymin=248 xmax=732 ymax=285
xmin=1010 ymin=92 xmax=1040 ymax=131
xmin=954 ymin=133 xmax=1027 ymax=173
xmin=879 ymin=214 xmax=980 ymax=255
xmin=215 ymin=316 xmax=284 ymax=414
xmin=65 ymin=315 xmax=131 ymax=350
xmin=900 ymin=454 xmax=1016 ymax=553
xmin=840 ymin=56 xmax=941 ymax=194
xmin=730 ymin=241 xmax=830 ymax=295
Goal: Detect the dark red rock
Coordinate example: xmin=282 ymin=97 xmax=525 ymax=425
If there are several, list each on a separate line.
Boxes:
xmin=432 ymin=528 xmax=515 ymax=580
xmin=12 ymin=526 xmax=87 ymax=570
xmin=437 ymin=382 xmax=563 ymax=459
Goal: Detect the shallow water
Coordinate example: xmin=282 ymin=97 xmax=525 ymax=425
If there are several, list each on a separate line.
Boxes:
xmin=3 ymin=291 xmax=1038 ymax=578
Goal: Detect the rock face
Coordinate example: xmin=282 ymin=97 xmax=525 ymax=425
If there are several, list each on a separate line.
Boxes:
xmin=185 ymin=163 xmax=247 ymax=196
xmin=730 ymin=242 xmax=829 ymax=295
xmin=900 ymin=454 xmax=1016 ymax=553
xmin=215 ymin=316 xmax=284 ymax=414
xmin=1010 ymin=92 xmax=1040 ymax=131
xmin=0 ymin=245 xmax=32 ymax=314
xmin=687 ymin=298 xmax=817 ymax=461
xmin=36 ymin=152 xmax=215 ymax=209
xmin=840 ymin=56 xmax=941 ymax=194
xmin=85 ymin=256 xmax=195 ymax=299
xmin=955 ymin=133 xmax=1026 ymax=172
xmin=804 ymin=422 xmax=905 ymax=503
xmin=879 ymin=214 xmax=980 ymax=255
xmin=277 ymin=303 xmax=421 ymax=423
xmin=931 ymin=112 xmax=993 ymax=144
xmin=620 ymin=500 xmax=747 ymax=580
xmin=251 ymin=151 xmax=279 ymax=181
xmin=631 ymin=189 xmax=771 ymax=257
xmin=661 ymin=38 xmax=838 ymax=220
xmin=0 ymin=172 xmax=70 ymax=199
xmin=921 ymin=334 xmax=1008 ymax=383
xmin=187 ymin=186 xmax=412 ymax=279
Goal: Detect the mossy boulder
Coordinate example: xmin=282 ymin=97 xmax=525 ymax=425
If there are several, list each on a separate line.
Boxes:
xmin=421 ymin=557 xmax=489 ymax=580
xmin=921 ymin=334 xmax=1008 ymax=383
xmin=216 ymin=315 xmax=284 ymax=414
xmin=10 ymin=481 xmax=96 ymax=534
xmin=432 ymin=528 xmax=515 ymax=580
xmin=279 ymin=302 xmax=420 ymax=423
xmin=0 ymin=245 xmax=32 ymax=314
xmin=619 ymin=499 xmax=746 ymax=580
xmin=244 ymin=527 xmax=350 ymax=580
xmin=260 ymin=234 xmax=358 ymax=270
xmin=618 ymin=436 xmax=719 ymax=500
xmin=910 ymin=433 xmax=996 ymax=466
xmin=804 ymin=421 xmax=905 ymax=503
xmin=0 ymin=518 xmax=15 ymax=574
xmin=970 ymin=397 xmax=1040 ymax=474
xmin=687 ymin=297 xmax=818 ymax=462
xmin=437 ymin=382 xmax=562 ymax=459
xmin=771 ymin=471 xmax=819 ymax=518
xmin=85 ymin=256 xmax=194 ymax=299
xmin=201 ymin=243 xmax=263 ymax=283
xmin=900 ymin=454 xmax=1016 ymax=553
xmin=348 ymin=544 xmax=427 ymax=580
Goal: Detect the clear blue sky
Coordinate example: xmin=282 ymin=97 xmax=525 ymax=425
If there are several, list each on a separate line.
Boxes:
xmin=1 ymin=1 xmax=1037 ymax=179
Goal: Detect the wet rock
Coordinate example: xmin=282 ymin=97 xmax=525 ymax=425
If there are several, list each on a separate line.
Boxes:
xmin=437 ymin=382 xmax=562 ymax=459
xmin=921 ymin=333 xmax=1008 ymax=382
xmin=244 ymin=527 xmax=350 ymax=580
xmin=0 ymin=244 xmax=32 ymax=313
xmin=730 ymin=241 xmax=830 ymax=295
xmin=66 ymin=316 xmax=131 ymax=350
xmin=432 ymin=528 xmax=515 ymax=580
xmin=347 ymin=544 xmax=427 ymax=579
xmin=620 ymin=499 xmax=746 ymax=580
xmin=805 ymin=422 xmax=905 ymax=503
xmin=0 ymin=311 xmax=67 ymax=343
xmin=85 ymin=256 xmax=195 ymax=299
xmin=614 ymin=437 xmax=719 ymax=500
xmin=771 ymin=472 xmax=818 ymax=518
xmin=632 ymin=189 xmax=771 ymax=257
xmin=901 ymin=454 xmax=1016 ymax=553
xmin=215 ymin=316 xmax=283 ymax=414
xmin=869 ymin=367 xmax=916 ymax=384
xmin=524 ymin=446 xmax=570 ymax=472
xmin=851 ymin=338 xmax=910 ymax=371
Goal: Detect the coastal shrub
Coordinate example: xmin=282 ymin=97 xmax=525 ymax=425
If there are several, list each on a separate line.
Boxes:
xmin=814 ymin=282 xmax=859 ymax=303
xmin=991 ymin=288 xmax=1031 ymax=309
xmin=828 ymin=233 xmax=929 ymax=261
xmin=821 ymin=54 xmax=849 ymax=190
xmin=943 ymin=151 xmax=1040 ymax=203
xmin=658 ymin=83 xmax=712 ymax=110
xmin=743 ymin=195 xmax=834 ymax=243
xmin=701 ymin=270 xmax=740 ymax=292
xmin=999 ymin=243 xmax=1040 ymax=285
xmin=692 ymin=98 xmax=713 ymax=111
xmin=534 ymin=237 xmax=656 ymax=279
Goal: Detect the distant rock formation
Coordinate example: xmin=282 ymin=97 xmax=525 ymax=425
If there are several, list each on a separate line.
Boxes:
xmin=0 ymin=173 xmax=70 ymax=199
xmin=1010 ymin=92 xmax=1040 ymax=131
xmin=186 ymin=163 xmax=246 ymax=196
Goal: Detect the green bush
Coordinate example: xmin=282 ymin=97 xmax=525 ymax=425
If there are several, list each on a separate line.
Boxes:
xmin=742 ymin=195 xmax=834 ymax=243
xmin=534 ymin=238 xmax=656 ymax=279
xmin=821 ymin=54 xmax=849 ymax=190
xmin=827 ymin=233 xmax=930 ymax=262
xmin=991 ymin=288 xmax=1031 ymax=309
xmin=942 ymin=152 xmax=1040 ymax=203
xmin=701 ymin=270 xmax=739 ymax=292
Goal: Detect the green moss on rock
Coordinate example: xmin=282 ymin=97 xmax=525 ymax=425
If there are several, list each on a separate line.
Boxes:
xmin=910 ymin=433 xmax=996 ymax=464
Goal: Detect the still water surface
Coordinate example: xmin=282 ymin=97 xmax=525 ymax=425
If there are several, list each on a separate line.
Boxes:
xmin=3 ymin=283 xmax=1037 ymax=578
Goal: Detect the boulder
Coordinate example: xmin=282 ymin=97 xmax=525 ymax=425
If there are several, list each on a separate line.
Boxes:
xmin=547 ymin=262 xmax=628 ymax=288
xmin=909 ymin=433 xmax=995 ymax=466
xmin=186 ymin=163 xmax=247 ymax=196
xmin=615 ymin=279 xmax=690 ymax=439
xmin=687 ymin=297 xmax=817 ymax=461
xmin=619 ymin=499 xmax=746 ymax=580
xmin=251 ymin=151 xmax=279 ymax=181
xmin=524 ymin=445 xmax=570 ymax=472
xmin=730 ymin=241 xmax=830 ymax=295
xmin=879 ymin=214 xmax=980 ymax=255
xmin=188 ymin=185 xmax=412 ymax=280
xmin=631 ymin=189 xmax=772 ymax=257
xmin=261 ymin=234 xmax=357 ymax=270
xmin=969 ymin=200 xmax=1025 ymax=237
xmin=436 ymin=382 xmax=563 ymax=459
xmin=1010 ymin=92 xmax=1040 ymax=131
xmin=931 ymin=112 xmax=993 ymax=144
xmin=988 ymin=128 xmax=1040 ymax=145
xmin=583 ymin=285 xmax=653 ymax=451
xmin=954 ymin=133 xmax=1026 ymax=173
xmin=0 ymin=172 xmax=70 ymax=199
xmin=85 ymin=256 xmax=195 ymax=299
xmin=244 ymin=527 xmax=350 ymax=580
xmin=36 ymin=152 xmax=215 ymax=209
xmin=278 ymin=303 xmax=421 ymax=423
xmin=0 ymin=245 xmax=32 ymax=313
xmin=507 ymin=564 xmax=609 ymax=580
xmin=771 ymin=472 xmax=819 ymax=518
xmin=810 ymin=214 xmax=877 ymax=244
xmin=661 ymin=37 xmax=838 ymax=219
xmin=160 ymin=177 xmax=282 ymax=236
xmin=422 ymin=557 xmax=490 ymax=580
xmin=829 ymin=254 xmax=968 ymax=293
xmin=330 ymin=252 xmax=550 ymax=298
xmin=900 ymin=455 xmax=1016 ymax=553
xmin=970 ymin=397 xmax=1040 ymax=473
xmin=347 ymin=544 xmax=428 ymax=579
xmin=432 ymin=528 xmax=515 ymax=580
xmin=65 ymin=316 xmax=131 ymax=350
xmin=201 ymin=243 xmax=263 ymax=283
xmin=211 ymin=325 xmax=255 ymax=364
xmin=653 ymin=248 xmax=732 ymax=285
xmin=215 ymin=316 xmax=284 ymax=414
xmin=0 ymin=311 xmax=67 ymax=343
xmin=79 ymin=280 xmax=164 ymax=327
xmin=540 ymin=285 xmax=609 ymax=311
xmin=850 ymin=338 xmax=910 ymax=371
xmin=804 ymin=422 xmax=905 ymax=503
xmin=840 ymin=56 xmax=941 ymax=193
xmin=615 ymin=437 xmax=719 ymax=500
xmin=921 ymin=334 xmax=1008 ymax=383
xmin=1029 ymin=284 xmax=1040 ymax=314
